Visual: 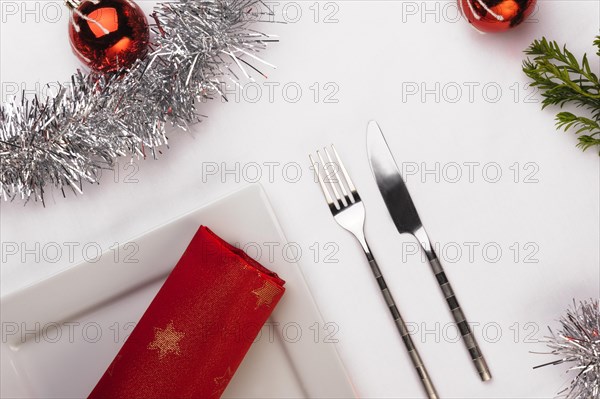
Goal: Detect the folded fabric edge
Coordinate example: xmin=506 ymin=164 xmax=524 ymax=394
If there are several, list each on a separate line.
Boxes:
xmin=199 ymin=226 xmax=286 ymax=288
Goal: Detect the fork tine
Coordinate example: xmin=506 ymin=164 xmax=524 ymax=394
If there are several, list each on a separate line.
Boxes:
xmin=309 ymin=154 xmax=340 ymax=211
xmin=323 ymin=146 xmax=354 ymax=204
xmin=332 ymin=145 xmax=357 ymax=194
xmin=317 ymin=150 xmax=345 ymax=207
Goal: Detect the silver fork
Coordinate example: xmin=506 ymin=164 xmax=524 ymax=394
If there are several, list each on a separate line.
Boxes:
xmin=309 ymin=145 xmax=439 ymax=399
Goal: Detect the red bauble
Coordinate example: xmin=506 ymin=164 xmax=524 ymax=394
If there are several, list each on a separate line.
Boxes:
xmin=458 ymin=0 xmax=536 ymax=33
xmin=68 ymin=0 xmax=149 ymax=72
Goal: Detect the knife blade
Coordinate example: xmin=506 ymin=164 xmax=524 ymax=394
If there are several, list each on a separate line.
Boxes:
xmin=366 ymin=120 xmax=424 ymax=235
xmin=366 ymin=120 xmax=492 ymax=382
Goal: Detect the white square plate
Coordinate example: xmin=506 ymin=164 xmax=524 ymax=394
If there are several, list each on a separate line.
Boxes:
xmin=1 ymin=184 xmax=356 ymax=398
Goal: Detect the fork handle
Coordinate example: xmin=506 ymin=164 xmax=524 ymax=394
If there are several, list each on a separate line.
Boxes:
xmin=428 ymin=256 xmax=492 ymax=382
xmin=365 ymin=251 xmax=439 ymax=399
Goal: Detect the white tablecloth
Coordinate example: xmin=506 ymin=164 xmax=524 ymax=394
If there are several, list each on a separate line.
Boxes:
xmin=2 ymin=1 xmax=599 ymax=397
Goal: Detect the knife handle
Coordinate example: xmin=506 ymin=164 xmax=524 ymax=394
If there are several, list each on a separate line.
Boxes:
xmin=428 ymin=256 xmax=492 ymax=382
xmin=365 ymin=250 xmax=439 ymax=399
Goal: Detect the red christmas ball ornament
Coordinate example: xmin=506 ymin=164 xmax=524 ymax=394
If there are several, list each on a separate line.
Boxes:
xmin=68 ymin=0 xmax=150 ymax=72
xmin=458 ymin=0 xmax=537 ymax=33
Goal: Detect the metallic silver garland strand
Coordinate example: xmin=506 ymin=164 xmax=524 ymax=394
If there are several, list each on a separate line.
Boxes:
xmin=535 ymin=299 xmax=600 ymax=398
xmin=0 ymin=0 xmax=274 ymax=204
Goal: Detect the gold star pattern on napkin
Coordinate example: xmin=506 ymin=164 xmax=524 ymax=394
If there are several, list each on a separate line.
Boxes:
xmin=251 ymin=280 xmax=281 ymax=309
xmin=213 ymin=367 xmax=233 ymax=388
xmin=210 ymin=367 xmax=233 ymax=398
xmin=147 ymin=321 xmax=185 ymax=359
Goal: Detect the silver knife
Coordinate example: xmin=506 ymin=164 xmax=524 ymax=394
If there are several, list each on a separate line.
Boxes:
xmin=366 ymin=120 xmax=492 ymax=382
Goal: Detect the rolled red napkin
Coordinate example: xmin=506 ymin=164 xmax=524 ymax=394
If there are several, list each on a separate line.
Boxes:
xmin=88 ymin=226 xmax=285 ymax=399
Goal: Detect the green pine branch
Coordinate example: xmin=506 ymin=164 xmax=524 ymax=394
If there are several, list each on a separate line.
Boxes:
xmin=523 ymin=36 xmax=600 ymax=153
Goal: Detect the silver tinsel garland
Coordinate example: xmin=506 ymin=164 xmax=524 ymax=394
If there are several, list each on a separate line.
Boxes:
xmin=535 ymin=299 xmax=600 ymax=398
xmin=0 ymin=0 xmax=274 ymax=204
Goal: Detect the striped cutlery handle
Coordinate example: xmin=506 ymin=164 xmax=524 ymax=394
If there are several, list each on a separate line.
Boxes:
xmin=366 ymin=251 xmax=439 ymax=399
xmin=428 ymin=256 xmax=491 ymax=382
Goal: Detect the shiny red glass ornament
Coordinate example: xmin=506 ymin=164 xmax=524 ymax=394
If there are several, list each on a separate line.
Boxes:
xmin=458 ymin=0 xmax=537 ymax=33
xmin=68 ymin=0 xmax=149 ymax=72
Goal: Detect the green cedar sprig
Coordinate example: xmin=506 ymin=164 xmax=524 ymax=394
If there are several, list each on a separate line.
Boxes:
xmin=523 ymin=36 xmax=600 ymax=153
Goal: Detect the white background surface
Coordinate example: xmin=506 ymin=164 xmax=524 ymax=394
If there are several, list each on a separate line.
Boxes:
xmin=1 ymin=1 xmax=599 ymax=398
